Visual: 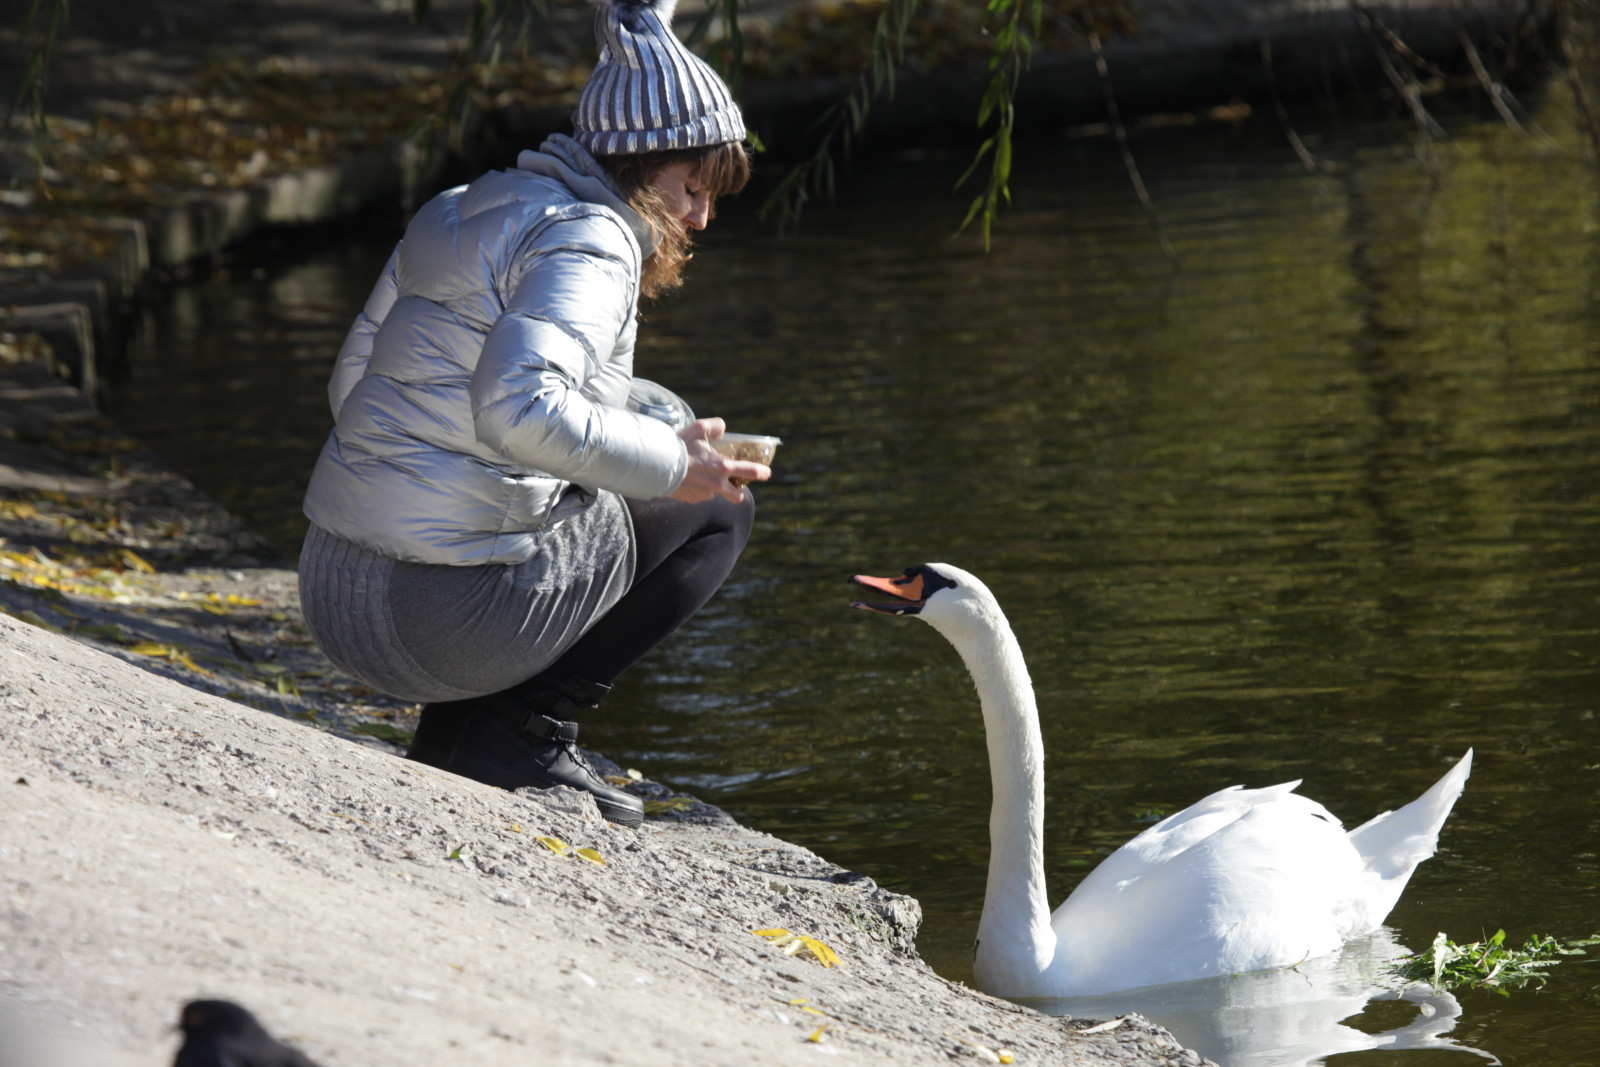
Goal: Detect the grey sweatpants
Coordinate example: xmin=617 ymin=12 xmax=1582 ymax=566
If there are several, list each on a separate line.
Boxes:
xmin=297 ymin=491 xmax=636 ymax=703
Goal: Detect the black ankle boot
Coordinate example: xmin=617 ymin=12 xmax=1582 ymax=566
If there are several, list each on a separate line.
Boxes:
xmin=442 ymin=676 xmax=644 ymax=829
xmin=405 ymin=697 xmax=482 ymax=769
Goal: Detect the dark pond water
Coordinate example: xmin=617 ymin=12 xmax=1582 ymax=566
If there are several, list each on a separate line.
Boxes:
xmin=113 ymin=84 xmax=1600 ymax=1066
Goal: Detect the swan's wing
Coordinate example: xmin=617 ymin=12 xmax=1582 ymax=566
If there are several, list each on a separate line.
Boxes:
xmin=1049 ymin=781 xmax=1369 ymax=994
xmin=1078 ymin=780 xmax=1318 ymax=889
xmin=1341 ymin=750 xmax=1473 ymax=927
xmin=1347 ymin=750 xmax=1471 ymax=877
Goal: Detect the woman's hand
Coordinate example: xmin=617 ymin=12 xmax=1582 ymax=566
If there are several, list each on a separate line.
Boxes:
xmin=668 ymin=418 xmax=770 ymax=504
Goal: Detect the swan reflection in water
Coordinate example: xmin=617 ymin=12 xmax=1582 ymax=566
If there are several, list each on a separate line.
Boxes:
xmin=1025 ymin=929 xmax=1497 ymax=1067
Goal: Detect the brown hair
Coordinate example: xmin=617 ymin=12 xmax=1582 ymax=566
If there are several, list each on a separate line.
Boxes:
xmin=597 ymin=141 xmax=751 ymax=300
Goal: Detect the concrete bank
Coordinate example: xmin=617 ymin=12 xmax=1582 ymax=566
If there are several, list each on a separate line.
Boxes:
xmin=0 ymin=357 xmax=1214 ymax=1066
xmin=0 ymin=614 xmax=1218 ymax=1067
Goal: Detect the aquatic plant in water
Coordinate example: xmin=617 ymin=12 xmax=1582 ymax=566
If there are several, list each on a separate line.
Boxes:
xmin=1392 ymin=930 xmax=1600 ymax=994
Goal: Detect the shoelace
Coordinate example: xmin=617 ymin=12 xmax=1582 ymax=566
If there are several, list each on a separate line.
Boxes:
xmin=530 ymin=715 xmax=604 ymax=782
xmin=558 ymin=737 xmax=601 ymax=780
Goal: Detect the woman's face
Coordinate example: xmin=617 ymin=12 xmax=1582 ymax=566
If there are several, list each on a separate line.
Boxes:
xmin=650 ymin=161 xmax=711 ymax=232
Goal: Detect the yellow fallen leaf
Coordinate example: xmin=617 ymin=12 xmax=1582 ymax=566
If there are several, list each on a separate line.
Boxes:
xmin=125 ymin=640 xmax=213 ymax=675
xmin=509 ymin=822 xmax=525 ymax=833
xmin=807 ymin=1025 xmax=829 ymax=1044
xmin=801 ymin=936 xmax=842 ymax=968
xmin=119 ymin=549 xmax=155 ymax=573
xmin=998 ymin=1051 xmax=1015 ymax=1064
xmin=576 ymin=847 xmax=606 ymax=865
xmin=538 ymin=835 xmax=571 ymax=857
xmin=753 ymin=928 xmax=791 ymax=939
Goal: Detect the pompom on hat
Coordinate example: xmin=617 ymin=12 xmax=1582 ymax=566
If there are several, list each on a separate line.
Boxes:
xmin=573 ymin=0 xmax=747 ymax=155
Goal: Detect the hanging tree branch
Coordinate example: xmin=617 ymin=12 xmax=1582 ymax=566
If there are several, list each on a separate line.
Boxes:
xmin=759 ymin=0 xmax=921 ymax=230
xmin=408 ymin=0 xmax=560 ymax=152
xmin=1458 ymin=27 xmax=1529 ymax=136
xmin=1349 ymin=0 xmax=1446 ymax=164
xmin=680 ymin=0 xmax=748 ymax=97
xmin=1087 ymin=30 xmax=1177 ymax=266
xmin=951 ymin=0 xmax=1040 ymax=250
xmin=1261 ymin=38 xmax=1332 ymax=172
xmin=2 ymin=0 xmax=71 ymax=171
xmin=1553 ymin=0 xmax=1600 ymax=155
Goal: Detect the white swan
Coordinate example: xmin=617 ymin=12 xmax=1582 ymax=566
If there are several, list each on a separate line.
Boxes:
xmin=1044 ymin=929 xmax=1495 ymax=1067
xmin=850 ymin=562 xmax=1473 ymax=1000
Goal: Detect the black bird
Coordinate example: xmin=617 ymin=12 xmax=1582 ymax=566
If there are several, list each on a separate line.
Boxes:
xmin=173 ymin=1000 xmax=321 ymax=1067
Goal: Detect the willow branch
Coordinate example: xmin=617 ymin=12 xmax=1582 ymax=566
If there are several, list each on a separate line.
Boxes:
xmin=2 ymin=0 xmax=70 ymax=152
xmin=954 ymin=0 xmax=1033 ymax=250
xmin=1261 ymin=37 xmax=1330 ymax=171
xmin=1555 ymin=0 xmax=1600 ymax=155
xmin=1350 ymin=0 xmax=1444 ymax=165
xmin=1089 ymin=31 xmax=1177 ymax=267
xmin=1349 ymin=0 xmax=1447 ymax=80
xmin=759 ymin=0 xmax=921 ymax=230
xmin=1458 ymin=28 xmax=1526 ymax=134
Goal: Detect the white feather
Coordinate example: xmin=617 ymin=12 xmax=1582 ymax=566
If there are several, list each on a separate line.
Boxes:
xmin=899 ymin=562 xmax=1472 ymax=999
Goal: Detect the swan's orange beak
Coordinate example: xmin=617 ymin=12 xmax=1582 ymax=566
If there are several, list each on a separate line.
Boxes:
xmin=850 ymin=571 xmax=928 ymax=616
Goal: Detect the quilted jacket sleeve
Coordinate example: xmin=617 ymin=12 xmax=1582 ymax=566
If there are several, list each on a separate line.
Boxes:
xmin=469 ymin=213 xmax=688 ymax=499
xmin=327 ymin=241 xmax=403 ymax=419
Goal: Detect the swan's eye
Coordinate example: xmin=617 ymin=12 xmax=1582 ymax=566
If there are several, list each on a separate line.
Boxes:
xmin=906 ymin=566 xmax=959 ymax=597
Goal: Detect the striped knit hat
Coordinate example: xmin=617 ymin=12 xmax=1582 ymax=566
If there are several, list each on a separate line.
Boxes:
xmin=572 ymin=0 xmax=746 ymax=155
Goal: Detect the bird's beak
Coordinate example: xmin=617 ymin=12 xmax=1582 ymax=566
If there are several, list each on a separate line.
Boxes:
xmin=850 ymin=572 xmax=928 ymax=616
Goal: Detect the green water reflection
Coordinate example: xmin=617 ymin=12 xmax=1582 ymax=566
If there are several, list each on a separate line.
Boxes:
xmin=601 ymin=89 xmax=1600 ymax=1065
xmin=115 ymin=83 xmax=1600 ymax=1065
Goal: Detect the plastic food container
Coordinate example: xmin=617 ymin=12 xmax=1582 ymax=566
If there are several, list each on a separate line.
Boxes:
xmin=626 ymin=377 xmax=695 ymax=430
xmin=712 ymin=433 xmax=781 ymax=486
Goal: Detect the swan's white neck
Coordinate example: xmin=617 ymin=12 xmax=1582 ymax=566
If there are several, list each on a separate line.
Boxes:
xmin=928 ymin=600 xmax=1057 ymax=993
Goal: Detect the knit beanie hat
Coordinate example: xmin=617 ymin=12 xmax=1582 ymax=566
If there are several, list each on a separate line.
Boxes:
xmin=572 ymin=0 xmax=746 ymax=155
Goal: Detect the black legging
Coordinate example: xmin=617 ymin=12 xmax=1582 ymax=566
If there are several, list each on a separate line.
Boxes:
xmin=537 ymin=492 xmax=755 ymax=690
xmin=410 ymin=492 xmax=755 ymax=761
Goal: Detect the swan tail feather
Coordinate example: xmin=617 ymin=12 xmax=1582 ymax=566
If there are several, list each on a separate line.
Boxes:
xmin=1346 ymin=749 xmax=1473 ymax=883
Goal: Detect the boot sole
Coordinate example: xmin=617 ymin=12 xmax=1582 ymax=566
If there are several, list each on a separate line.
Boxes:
xmin=448 ymin=750 xmax=644 ymax=829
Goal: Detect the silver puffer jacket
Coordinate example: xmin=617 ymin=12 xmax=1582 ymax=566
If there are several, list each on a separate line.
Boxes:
xmin=302 ymin=135 xmax=688 ymax=565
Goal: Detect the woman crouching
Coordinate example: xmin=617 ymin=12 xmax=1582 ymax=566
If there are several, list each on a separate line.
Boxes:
xmin=297 ymin=0 xmax=767 ymax=828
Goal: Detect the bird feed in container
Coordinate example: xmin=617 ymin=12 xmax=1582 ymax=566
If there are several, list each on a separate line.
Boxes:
xmin=713 ymin=433 xmax=780 ymax=487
